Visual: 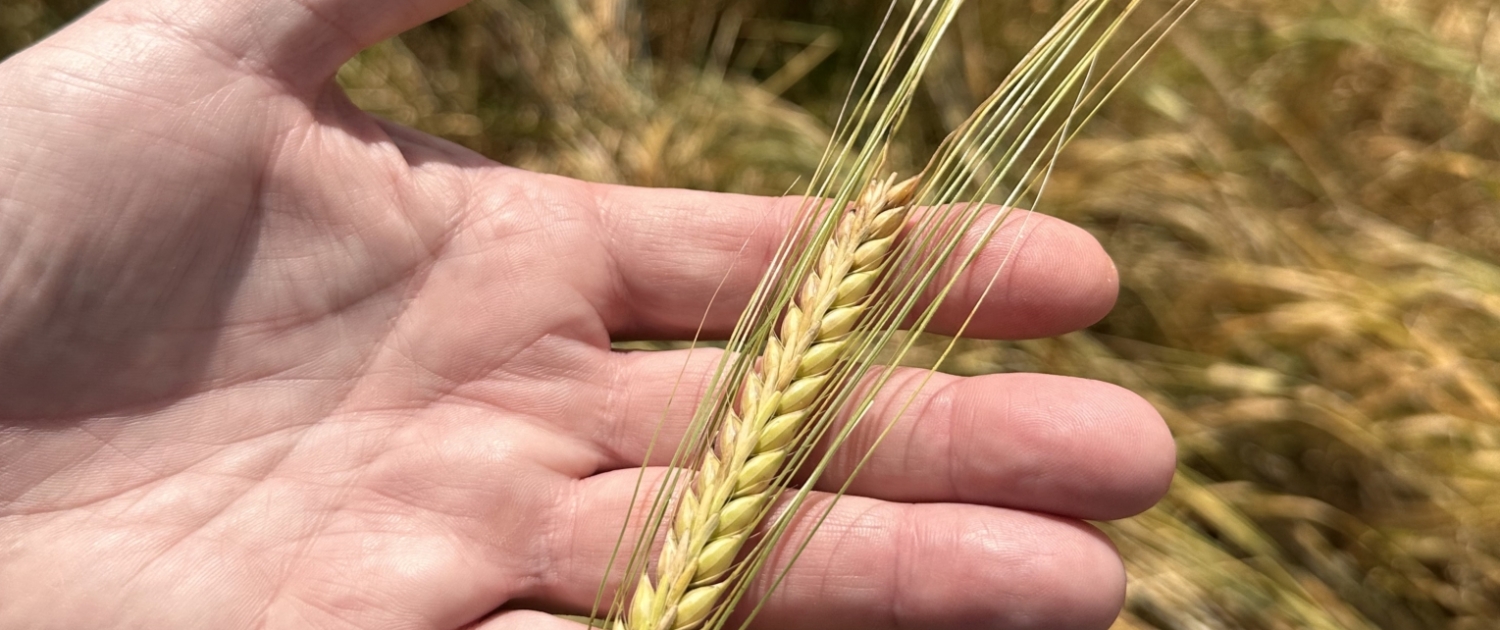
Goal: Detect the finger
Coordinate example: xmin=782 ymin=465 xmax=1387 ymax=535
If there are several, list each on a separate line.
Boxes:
xmin=813 ymin=369 xmax=1175 ymax=520
xmin=93 ymin=0 xmax=468 ymax=89
xmin=598 ymin=349 xmax=1173 ymax=521
xmin=526 ymin=469 xmax=1125 ymax=630
xmin=585 ymin=183 xmax=1117 ymax=341
xmin=465 ymin=610 xmax=588 ymax=630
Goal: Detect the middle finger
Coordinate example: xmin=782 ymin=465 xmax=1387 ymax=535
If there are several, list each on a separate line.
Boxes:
xmin=590 ymin=348 xmax=1174 ymax=521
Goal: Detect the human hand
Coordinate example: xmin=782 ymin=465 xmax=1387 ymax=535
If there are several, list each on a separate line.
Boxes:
xmin=0 ymin=1 xmax=1174 ymax=628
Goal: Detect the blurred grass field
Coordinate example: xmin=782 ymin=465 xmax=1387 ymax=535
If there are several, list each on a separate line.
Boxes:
xmin=5 ymin=0 xmax=1499 ymax=628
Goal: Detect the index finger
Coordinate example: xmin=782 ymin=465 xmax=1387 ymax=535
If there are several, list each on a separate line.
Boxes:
xmin=584 ymin=181 xmax=1118 ymax=341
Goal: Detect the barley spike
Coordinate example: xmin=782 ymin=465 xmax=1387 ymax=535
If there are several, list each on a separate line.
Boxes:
xmin=622 ymin=172 xmax=920 ymax=630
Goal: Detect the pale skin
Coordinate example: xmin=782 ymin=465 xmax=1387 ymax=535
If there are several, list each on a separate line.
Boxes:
xmin=0 ymin=1 xmax=1176 ymax=629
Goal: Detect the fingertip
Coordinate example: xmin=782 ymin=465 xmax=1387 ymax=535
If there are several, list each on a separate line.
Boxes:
xmin=980 ymin=516 xmax=1127 ymax=630
xmin=1007 ymin=375 xmax=1174 ymax=520
xmin=1052 ymin=378 xmax=1176 ymax=520
xmin=1115 ymin=386 xmax=1178 ymax=517
xmin=1051 ymin=520 xmax=1129 ymax=630
xmin=996 ymin=214 xmax=1119 ymax=338
xmin=894 ymin=507 xmax=1127 ymax=630
xmin=925 ymin=373 xmax=1173 ymax=520
xmin=935 ymin=211 xmax=1119 ymax=340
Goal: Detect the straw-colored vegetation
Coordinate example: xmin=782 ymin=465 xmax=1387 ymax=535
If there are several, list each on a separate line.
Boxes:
xmin=5 ymin=0 xmax=1497 ymax=628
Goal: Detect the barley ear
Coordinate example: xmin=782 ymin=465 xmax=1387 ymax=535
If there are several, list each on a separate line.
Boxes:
xmin=623 ymin=172 xmax=919 ymax=630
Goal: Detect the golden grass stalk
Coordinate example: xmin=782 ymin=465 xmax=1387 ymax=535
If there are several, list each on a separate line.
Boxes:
xmin=619 ymin=173 xmax=920 ymax=630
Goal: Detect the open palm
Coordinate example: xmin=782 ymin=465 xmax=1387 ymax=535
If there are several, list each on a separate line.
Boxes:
xmin=0 ymin=1 xmax=1174 ymax=629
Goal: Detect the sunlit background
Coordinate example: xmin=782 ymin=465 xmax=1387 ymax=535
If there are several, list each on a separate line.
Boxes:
xmin=5 ymin=1 xmax=1498 ymax=627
